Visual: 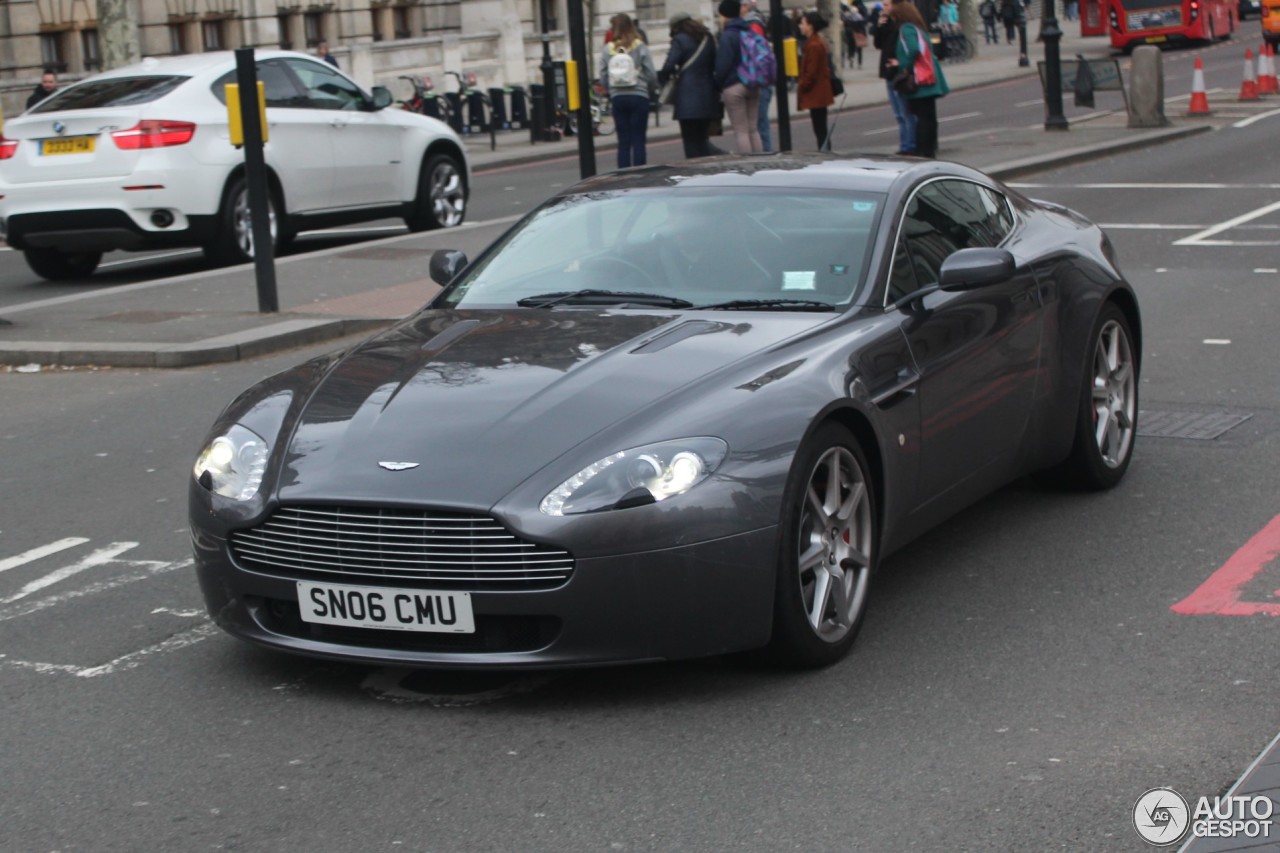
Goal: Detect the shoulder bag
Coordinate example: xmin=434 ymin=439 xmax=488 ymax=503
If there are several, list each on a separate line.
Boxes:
xmin=659 ymin=36 xmax=708 ymax=106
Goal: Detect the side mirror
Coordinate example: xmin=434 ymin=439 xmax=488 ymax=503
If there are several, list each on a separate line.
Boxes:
xmin=938 ymin=247 xmax=1016 ymax=292
xmin=429 ymin=249 xmax=468 ymax=285
xmin=370 ymin=86 xmax=394 ymax=110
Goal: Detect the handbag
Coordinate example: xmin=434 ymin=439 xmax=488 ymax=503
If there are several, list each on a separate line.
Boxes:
xmin=911 ymin=26 xmax=937 ymax=86
xmin=660 ymin=36 xmax=709 ymax=107
xmin=892 ymin=66 xmax=918 ymax=95
xmin=828 ymin=52 xmax=845 ymax=97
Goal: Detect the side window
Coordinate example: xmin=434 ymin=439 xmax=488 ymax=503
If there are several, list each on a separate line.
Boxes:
xmin=209 ymin=64 xmax=306 ymax=107
xmin=887 ymin=179 xmax=1013 ymax=305
xmin=285 ymin=59 xmax=367 ymax=110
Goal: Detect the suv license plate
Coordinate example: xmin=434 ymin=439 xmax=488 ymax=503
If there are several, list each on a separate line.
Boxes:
xmin=297 ymin=581 xmax=475 ymax=633
xmin=41 ymin=136 xmax=95 ymax=156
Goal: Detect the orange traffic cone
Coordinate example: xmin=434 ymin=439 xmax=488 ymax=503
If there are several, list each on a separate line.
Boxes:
xmin=1240 ymin=49 xmax=1259 ymax=100
xmin=1260 ymin=44 xmax=1280 ymax=95
xmin=1187 ymin=56 xmax=1212 ymax=115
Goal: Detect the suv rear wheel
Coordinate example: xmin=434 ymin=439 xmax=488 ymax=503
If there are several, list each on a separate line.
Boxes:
xmin=23 ymin=247 xmax=103 ymax=281
xmin=204 ymin=175 xmax=288 ymax=266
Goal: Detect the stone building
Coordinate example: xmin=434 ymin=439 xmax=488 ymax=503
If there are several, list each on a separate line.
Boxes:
xmin=0 ymin=0 xmax=719 ymax=120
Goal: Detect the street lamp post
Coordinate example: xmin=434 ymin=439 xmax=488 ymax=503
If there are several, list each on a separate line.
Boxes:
xmin=1041 ymin=0 xmax=1069 ymax=129
xmin=537 ymin=0 xmax=556 ymax=143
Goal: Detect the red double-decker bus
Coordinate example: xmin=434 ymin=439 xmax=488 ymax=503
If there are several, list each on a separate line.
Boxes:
xmin=1108 ymin=0 xmax=1237 ymax=50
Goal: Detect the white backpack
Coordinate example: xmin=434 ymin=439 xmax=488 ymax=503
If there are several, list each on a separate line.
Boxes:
xmin=608 ymin=46 xmax=639 ymax=88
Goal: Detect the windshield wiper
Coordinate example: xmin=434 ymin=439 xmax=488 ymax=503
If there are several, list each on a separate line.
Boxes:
xmin=695 ymin=298 xmax=837 ymax=311
xmin=517 ymin=289 xmax=694 ymax=309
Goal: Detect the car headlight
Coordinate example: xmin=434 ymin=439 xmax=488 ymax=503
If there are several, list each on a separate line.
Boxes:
xmin=193 ymin=423 xmax=270 ymax=501
xmin=540 ymin=437 xmax=728 ymax=516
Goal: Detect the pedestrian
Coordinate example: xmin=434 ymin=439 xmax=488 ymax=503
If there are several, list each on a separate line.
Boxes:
xmin=843 ymin=2 xmax=870 ymax=68
xmin=796 ymin=11 xmax=836 ymax=151
xmin=317 ymin=40 xmax=339 ymax=68
xmin=887 ymin=0 xmax=949 ymax=158
xmin=26 ymin=69 xmax=58 ymax=110
xmin=715 ymin=0 xmax=766 ymax=154
xmin=1064 ymin=0 xmax=1078 ymax=20
xmin=602 ymin=13 xmax=658 ymax=168
xmin=659 ymin=12 xmax=718 ymax=158
xmin=979 ymin=0 xmax=999 ymax=44
xmin=999 ymin=0 xmax=1019 ymax=44
xmin=741 ymin=0 xmax=774 ymax=151
xmin=874 ymin=0 xmax=917 ymax=154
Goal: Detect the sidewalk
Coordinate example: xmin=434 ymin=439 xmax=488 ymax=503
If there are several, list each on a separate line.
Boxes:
xmin=0 ymin=26 xmax=1244 ymax=370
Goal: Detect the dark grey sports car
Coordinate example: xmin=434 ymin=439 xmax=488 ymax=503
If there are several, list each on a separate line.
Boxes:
xmin=190 ymin=154 xmax=1140 ymax=669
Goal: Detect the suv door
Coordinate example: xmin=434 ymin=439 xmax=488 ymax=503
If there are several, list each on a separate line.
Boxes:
xmin=282 ymin=59 xmax=403 ymax=208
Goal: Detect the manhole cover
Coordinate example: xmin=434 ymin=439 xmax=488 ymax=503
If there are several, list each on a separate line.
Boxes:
xmin=1138 ymin=410 xmax=1252 ymax=440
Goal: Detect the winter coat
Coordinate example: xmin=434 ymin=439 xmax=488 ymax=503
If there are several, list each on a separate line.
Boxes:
xmin=659 ymin=31 xmax=718 ymax=121
xmin=26 ymin=84 xmax=56 ymax=110
xmin=873 ymin=16 xmax=901 ymax=80
xmin=979 ymin=0 xmax=997 ymax=20
xmin=601 ymin=39 xmax=658 ymax=100
xmin=797 ymin=34 xmax=834 ymax=111
xmin=895 ymin=23 xmax=950 ymax=100
xmin=999 ymin=0 xmax=1022 ymax=23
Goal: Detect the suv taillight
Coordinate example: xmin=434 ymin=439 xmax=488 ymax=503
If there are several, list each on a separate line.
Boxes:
xmin=111 ymin=120 xmax=196 ymax=149
xmin=0 ymin=137 xmax=18 ymax=159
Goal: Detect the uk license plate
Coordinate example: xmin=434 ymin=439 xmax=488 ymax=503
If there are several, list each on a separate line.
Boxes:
xmin=1144 ymin=35 xmax=1167 ymax=43
xmin=297 ymin=581 xmax=475 ymax=633
xmin=41 ymin=136 xmax=95 ymax=156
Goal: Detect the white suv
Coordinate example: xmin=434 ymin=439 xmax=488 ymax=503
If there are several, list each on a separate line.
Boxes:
xmin=0 ymin=51 xmax=470 ymax=281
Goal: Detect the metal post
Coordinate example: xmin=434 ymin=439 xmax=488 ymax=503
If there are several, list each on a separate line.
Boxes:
xmin=1017 ymin=21 xmax=1029 ymax=66
xmin=537 ymin=0 xmax=556 ymax=143
xmin=1041 ymin=0 xmax=1069 ymax=129
xmin=771 ymin=0 xmax=792 ymax=152
xmin=565 ymin=0 xmax=596 ymax=178
xmin=233 ymin=48 xmax=278 ymax=313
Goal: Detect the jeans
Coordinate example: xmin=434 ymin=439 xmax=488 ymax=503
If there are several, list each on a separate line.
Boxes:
xmin=722 ymin=83 xmax=763 ymax=154
xmin=612 ymin=94 xmax=650 ymax=168
xmin=885 ymin=79 xmax=917 ymax=153
xmin=983 ymin=18 xmax=998 ymax=42
xmin=757 ymin=83 xmax=774 ymax=153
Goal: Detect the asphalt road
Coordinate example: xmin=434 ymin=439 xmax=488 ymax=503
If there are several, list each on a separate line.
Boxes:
xmin=1 ymin=66 xmax=1278 ymax=851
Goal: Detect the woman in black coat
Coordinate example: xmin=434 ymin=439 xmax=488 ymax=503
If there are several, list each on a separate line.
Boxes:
xmin=659 ymin=12 xmax=718 ymax=159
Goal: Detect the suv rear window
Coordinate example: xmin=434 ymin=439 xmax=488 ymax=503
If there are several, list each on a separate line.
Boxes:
xmin=29 ymin=76 xmax=189 ymax=113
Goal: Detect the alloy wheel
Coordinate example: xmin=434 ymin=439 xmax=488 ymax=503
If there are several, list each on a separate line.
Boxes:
xmin=1090 ymin=318 xmax=1136 ymax=468
xmin=232 ymin=186 xmax=277 ymax=258
xmin=796 ymin=446 xmax=873 ymax=643
xmin=430 ymin=160 xmax=465 ymax=227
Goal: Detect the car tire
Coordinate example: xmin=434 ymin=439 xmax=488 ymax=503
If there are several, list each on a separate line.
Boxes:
xmin=767 ymin=422 xmax=878 ymax=669
xmin=405 ymin=154 xmax=467 ymax=232
xmin=1049 ymin=303 xmax=1139 ymax=490
xmin=23 ymin=247 xmax=103 ymax=281
xmin=204 ymin=175 xmax=284 ymax=266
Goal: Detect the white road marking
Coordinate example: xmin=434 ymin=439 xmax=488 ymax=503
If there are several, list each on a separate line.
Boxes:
xmin=1255 ymin=268 xmax=1279 ymax=274
xmin=1096 ymin=224 xmax=1201 ymax=230
xmin=1233 ymin=109 xmax=1280 ymax=128
xmin=1174 ymin=200 xmax=1280 ymax=246
xmin=0 ymin=538 xmax=89 ymax=575
xmin=1204 ymin=339 xmax=1232 ymax=345
xmin=938 ymin=111 xmax=982 ymax=123
xmin=0 ymin=542 xmax=142 ymax=605
xmin=0 ymin=623 xmax=218 ymax=678
xmin=1015 ymin=99 xmax=1042 ymax=108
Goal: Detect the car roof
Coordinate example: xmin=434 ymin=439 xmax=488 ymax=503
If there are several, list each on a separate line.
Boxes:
xmin=557 ymin=154 xmax=948 ymax=195
xmin=78 ymin=50 xmax=327 ymax=82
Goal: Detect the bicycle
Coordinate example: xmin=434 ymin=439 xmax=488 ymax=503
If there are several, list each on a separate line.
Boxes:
xmin=397 ymin=75 xmax=457 ymax=131
xmin=563 ymin=80 xmax=615 ymax=137
xmin=443 ymin=70 xmax=498 ymax=150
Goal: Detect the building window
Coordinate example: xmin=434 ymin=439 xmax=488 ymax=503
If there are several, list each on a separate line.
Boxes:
xmin=371 ymin=8 xmax=385 ymax=41
xmin=40 ymin=32 xmax=68 ymax=73
xmin=393 ymin=5 xmax=412 ymax=39
xmin=304 ymin=12 xmax=324 ymax=47
xmin=202 ymin=20 xmax=225 ymax=51
xmin=169 ymin=23 xmax=188 ymax=54
xmin=277 ymin=13 xmax=293 ymax=50
xmin=633 ymin=0 xmax=665 ymax=23
xmin=421 ymin=0 xmax=461 ymax=34
xmin=81 ymin=28 xmax=102 ymax=71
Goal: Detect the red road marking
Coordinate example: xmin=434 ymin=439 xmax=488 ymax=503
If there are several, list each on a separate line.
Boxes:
xmin=1171 ymin=513 xmax=1280 ymax=616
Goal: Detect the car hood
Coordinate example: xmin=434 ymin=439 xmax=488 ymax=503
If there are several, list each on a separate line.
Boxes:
xmin=275 ymin=308 xmax=829 ymax=507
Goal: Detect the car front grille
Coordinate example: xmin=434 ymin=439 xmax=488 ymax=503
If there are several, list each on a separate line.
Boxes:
xmin=229 ymin=505 xmax=574 ymax=590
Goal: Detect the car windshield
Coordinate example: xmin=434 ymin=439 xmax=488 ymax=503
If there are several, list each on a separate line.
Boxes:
xmin=29 ymin=76 xmax=189 ymax=112
xmin=437 ymin=188 xmax=885 ymax=310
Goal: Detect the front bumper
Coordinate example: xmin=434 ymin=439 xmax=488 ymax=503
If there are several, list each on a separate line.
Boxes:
xmin=192 ymin=523 xmax=779 ymax=669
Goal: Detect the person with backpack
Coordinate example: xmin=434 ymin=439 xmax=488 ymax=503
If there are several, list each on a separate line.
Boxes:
xmin=887 ymin=0 xmax=949 ymax=158
xmin=796 ymin=12 xmax=836 ymax=151
xmin=740 ymin=0 xmax=774 ymax=152
xmin=999 ymin=0 xmax=1020 ymax=44
xmin=602 ymin=13 xmax=658 ymax=168
xmin=978 ymin=0 xmax=999 ymax=44
xmin=715 ymin=0 xmax=774 ymax=154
